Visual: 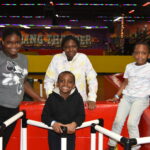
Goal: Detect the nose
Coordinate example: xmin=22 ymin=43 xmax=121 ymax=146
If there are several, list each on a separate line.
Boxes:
xmin=63 ymin=81 xmax=68 ymax=86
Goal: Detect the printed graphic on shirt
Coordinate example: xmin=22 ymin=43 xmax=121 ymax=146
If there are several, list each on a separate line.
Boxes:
xmin=2 ymin=61 xmax=27 ymax=94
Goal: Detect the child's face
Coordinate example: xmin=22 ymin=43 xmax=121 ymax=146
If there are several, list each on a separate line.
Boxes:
xmin=133 ymin=44 xmax=149 ymax=65
xmin=57 ymin=73 xmax=75 ymax=95
xmin=63 ymin=39 xmax=78 ymax=61
xmin=2 ymin=34 xmax=22 ymax=58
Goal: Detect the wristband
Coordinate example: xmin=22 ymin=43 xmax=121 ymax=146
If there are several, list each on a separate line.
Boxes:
xmin=51 ymin=120 xmax=56 ymax=126
xmin=114 ymin=94 xmax=120 ymax=99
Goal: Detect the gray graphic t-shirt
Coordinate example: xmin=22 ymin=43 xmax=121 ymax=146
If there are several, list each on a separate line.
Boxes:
xmin=0 ymin=51 xmax=28 ymax=108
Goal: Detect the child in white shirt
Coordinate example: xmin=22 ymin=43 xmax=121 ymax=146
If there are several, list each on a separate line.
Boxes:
xmin=108 ymin=42 xmax=150 ymax=150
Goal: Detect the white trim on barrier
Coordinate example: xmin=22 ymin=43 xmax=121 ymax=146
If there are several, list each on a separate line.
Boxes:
xmin=94 ymin=124 xmax=123 ymax=143
xmin=136 ymin=137 xmax=150 ymax=145
xmin=3 ymin=112 xmax=24 ymax=127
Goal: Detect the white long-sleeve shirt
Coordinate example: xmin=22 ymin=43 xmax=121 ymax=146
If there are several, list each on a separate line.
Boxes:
xmin=44 ymin=52 xmax=98 ymax=102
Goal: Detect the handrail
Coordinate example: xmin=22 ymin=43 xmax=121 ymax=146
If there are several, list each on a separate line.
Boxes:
xmin=136 ymin=137 xmax=150 ymax=145
xmin=93 ymin=124 xmax=123 ymax=142
xmin=27 ymin=119 xmax=100 ymax=130
xmin=3 ymin=111 xmax=24 ymax=128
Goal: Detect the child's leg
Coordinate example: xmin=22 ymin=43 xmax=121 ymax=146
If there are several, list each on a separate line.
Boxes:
xmin=127 ymin=97 xmax=149 ymax=150
xmin=48 ymin=130 xmax=61 ymax=150
xmin=67 ymin=134 xmax=75 ymax=150
xmin=48 ymin=130 xmax=76 ymax=150
xmin=108 ymin=95 xmax=132 ymax=147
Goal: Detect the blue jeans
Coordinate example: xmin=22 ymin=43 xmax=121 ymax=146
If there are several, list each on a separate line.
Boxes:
xmin=108 ymin=95 xmax=149 ymax=150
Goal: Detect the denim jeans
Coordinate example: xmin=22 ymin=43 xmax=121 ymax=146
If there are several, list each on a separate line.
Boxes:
xmin=108 ymin=95 xmax=149 ymax=150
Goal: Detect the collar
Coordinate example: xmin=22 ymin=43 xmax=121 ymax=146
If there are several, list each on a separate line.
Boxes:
xmin=62 ymin=52 xmax=78 ymax=62
xmin=53 ymin=87 xmax=76 ymax=96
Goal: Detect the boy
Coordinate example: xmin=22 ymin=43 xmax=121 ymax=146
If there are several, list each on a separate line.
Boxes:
xmin=42 ymin=71 xmax=85 ymax=150
xmin=108 ymin=42 xmax=150 ymax=150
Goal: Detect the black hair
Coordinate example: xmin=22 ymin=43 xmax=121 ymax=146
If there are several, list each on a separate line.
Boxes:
xmin=134 ymin=42 xmax=150 ymax=53
xmin=2 ymin=27 xmax=22 ymax=41
xmin=57 ymin=71 xmax=75 ymax=84
xmin=61 ymin=35 xmax=80 ymax=49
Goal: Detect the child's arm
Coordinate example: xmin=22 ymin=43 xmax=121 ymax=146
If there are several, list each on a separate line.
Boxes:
xmin=41 ymin=98 xmax=55 ymax=127
xmin=24 ymin=80 xmax=46 ymax=101
xmin=111 ymin=78 xmax=128 ymax=101
xmin=65 ymin=95 xmax=85 ymax=134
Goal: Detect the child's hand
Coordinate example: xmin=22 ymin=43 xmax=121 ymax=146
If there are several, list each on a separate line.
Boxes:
xmin=85 ymin=101 xmax=96 ymax=110
xmin=52 ymin=122 xmax=64 ymax=134
xmin=65 ymin=122 xmax=77 ymax=134
xmin=106 ymin=97 xmax=120 ymax=103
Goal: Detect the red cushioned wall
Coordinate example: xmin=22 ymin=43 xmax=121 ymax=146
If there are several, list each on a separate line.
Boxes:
xmin=7 ymin=101 xmax=129 ymax=150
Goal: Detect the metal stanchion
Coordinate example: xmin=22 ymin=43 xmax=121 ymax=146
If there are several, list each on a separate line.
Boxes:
xmin=98 ymin=119 xmax=104 ymax=150
xmin=61 ymin=127 xmax=67 ymax=150
xmin=90 ymin=125 xmax=97 ymax=150
xmin=21 ymin=111 xmax=27 ymax=150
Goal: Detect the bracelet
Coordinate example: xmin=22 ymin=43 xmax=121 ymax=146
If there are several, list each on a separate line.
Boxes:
xmin=114 ymin=94 xmax=120 ymax=99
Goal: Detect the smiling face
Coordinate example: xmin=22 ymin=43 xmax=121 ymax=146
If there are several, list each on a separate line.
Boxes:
xmin=2 ymin=34 xmax=22 ymax=58
xmin=57 ymin=72 xmax=75 ymax=97
xmin=133 ymin=44 xmax=149 ymax=65
xmin=63 ymin=39 xmax=78 ymax=61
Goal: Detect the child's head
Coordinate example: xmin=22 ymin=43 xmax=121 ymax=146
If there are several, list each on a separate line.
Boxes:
xmin=61 ymin=35 xmax=80 ymax=61
xmin=57 ymin=71 xmax=75 ymax=96
xmin=133 ymin=42 xmax=150 ymax=65
xmin=2 ymin=28 xmax=22 ymax=58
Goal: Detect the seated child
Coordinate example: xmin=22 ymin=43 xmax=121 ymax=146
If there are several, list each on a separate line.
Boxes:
xmin=42 ymin=71 xmax=85 ymax=150
xmin=108 ymin=42 xmax=150 ymax=150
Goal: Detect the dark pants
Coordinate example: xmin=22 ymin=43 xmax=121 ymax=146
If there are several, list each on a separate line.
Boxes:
xmin=0 ymin=105 xmax=19 ymax=150
xmin=48 ymin=130 xmax=75 ymax=150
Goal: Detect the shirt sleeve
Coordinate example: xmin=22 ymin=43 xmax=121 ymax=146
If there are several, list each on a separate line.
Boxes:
xmin=44 ymin=56 xmax=57 ymax=97
xmin=41 ymin=98 xmax=54 ymax=126
xmin=84 ymin=55 xmax=98 ymax=102
xmin=123 ymin=64 xmax=130 ymax=79
xmin=74 ymin=94 xmax=85 ymax=126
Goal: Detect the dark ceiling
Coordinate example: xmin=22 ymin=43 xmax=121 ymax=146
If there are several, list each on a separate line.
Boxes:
xmin=0 ymin=0 xmax=150 ymax=22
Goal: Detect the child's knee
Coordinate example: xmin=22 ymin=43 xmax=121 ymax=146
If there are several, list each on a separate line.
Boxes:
xmin=127 ymin=121 xmax=138 ymax=131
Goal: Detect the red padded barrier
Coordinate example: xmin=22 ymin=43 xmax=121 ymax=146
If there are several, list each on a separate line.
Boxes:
xmin=6 ymin=101 xmax=150 ymax=150
xmin=7 ymin=101 xmax=129 ymax=150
